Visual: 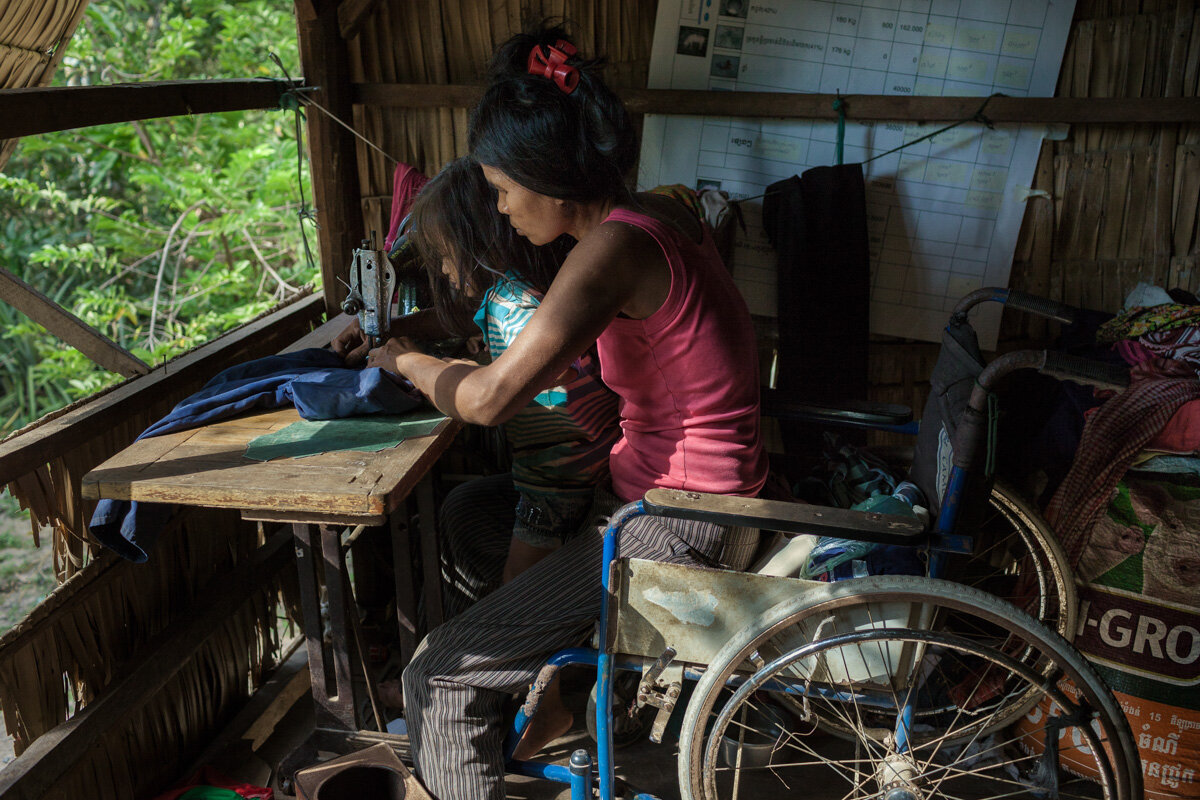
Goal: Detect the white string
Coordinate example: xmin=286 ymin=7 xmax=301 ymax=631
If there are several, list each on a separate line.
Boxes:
xmin=294 ymin=93 xmax=399 ymax=165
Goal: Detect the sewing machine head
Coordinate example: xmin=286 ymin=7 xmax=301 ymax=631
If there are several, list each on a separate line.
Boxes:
xmin=341 ymin=221 xmax=421 ymax=347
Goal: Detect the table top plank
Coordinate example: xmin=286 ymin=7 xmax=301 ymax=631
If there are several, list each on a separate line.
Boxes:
xmin=82 ymin=407 xmax=459 ymax=521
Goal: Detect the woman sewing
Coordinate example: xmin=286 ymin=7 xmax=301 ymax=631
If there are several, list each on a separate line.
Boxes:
xmin=365 ymin=23 xmax=768 ymax=800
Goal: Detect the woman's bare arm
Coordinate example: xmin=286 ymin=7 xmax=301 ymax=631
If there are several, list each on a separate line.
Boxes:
xmin=368 ymin=221 xmax=668 ymax=425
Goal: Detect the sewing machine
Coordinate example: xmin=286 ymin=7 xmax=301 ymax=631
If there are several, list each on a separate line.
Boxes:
xmin=340 ymin=222 xmax=420 ymax=347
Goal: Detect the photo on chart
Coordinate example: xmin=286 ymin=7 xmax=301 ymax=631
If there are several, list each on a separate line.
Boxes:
xmin=676 ymin=25 xmax=709 ymax=57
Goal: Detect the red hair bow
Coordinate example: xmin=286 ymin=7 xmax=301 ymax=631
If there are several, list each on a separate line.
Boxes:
xmin=527 ymin=40 xmax=579 ymax=94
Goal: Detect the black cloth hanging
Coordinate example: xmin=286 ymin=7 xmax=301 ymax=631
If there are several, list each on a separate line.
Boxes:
xmin=762 ymin=164 xmax=871 ymax=455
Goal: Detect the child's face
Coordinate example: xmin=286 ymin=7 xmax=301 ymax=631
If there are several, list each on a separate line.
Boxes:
xmin=480 ymin=164 xmax=570 ymax=246
xmin=439 ymin=255 xmax=481 ymax=300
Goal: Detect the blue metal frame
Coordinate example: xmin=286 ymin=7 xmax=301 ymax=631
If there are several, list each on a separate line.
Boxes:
xmin=503 ymin=502 xmax=650 ymax=800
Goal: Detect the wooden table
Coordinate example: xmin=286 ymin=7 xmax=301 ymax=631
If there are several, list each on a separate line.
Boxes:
xmin=81 ymin=405 xmax=461 ymax=741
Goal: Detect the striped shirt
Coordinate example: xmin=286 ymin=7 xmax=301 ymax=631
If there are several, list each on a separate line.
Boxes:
xmin=474 ymin=274 xmax=621 ymax=498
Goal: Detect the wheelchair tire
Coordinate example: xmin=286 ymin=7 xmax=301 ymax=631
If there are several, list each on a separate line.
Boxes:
xmin=584 ymin=671 xmax=656 ymax=748
xmin=677 ymin=576 xmax=1140 ymax=800
xmin=951 ymin=479 xmax=1078 ymax=641
xmin=870 ymin=445 xmax=1076 ymax=641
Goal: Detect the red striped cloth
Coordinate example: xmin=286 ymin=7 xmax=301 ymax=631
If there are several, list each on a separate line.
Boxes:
xmin=1045 ymin=368 xmax=1200 ymax=568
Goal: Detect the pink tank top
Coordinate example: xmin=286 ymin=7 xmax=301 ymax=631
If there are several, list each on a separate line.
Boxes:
xmin=597 ymin=207 xmax=768 ymax=502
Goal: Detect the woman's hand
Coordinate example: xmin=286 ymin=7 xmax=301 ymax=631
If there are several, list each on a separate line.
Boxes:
xmin=332 ymin=308 xmax=458 ymax=366
xmin=331 ymin=318 xmax=370 ymax=365
xmin=366 ymin=336 xmax=426 ymax=375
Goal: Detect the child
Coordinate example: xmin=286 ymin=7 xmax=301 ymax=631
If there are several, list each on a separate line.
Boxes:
xmin=340 ymin=157 xmax=623 ymax=615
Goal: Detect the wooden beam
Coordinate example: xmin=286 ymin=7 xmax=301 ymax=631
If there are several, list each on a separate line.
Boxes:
xmin=0 ymin=79 xmax=302 ymax=140
xmin=298 ymin=4 xmax=365 ymax=319
xmin=0 ymin=293 xmax=326 ymax=486
xmin=0 ymin=267 xmax=149 ymax=378
xmin=184 ymin=642 xmax=310 ymax=769
xmin=0 ymin=528 xmax=294 ymax=800
xmin=338 ymin=0 xmax=386 ymax=40
xmin=279 ymin=312 xmax=355 ymax=353
xmin=0 ymin=0 xmax=89 ymax=171
xmin=353 ymin=83 xmax=1200 ymax=124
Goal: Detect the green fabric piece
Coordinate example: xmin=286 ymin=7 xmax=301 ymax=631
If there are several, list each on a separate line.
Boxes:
xmin=178 ymin=788 xmax=244 ymax=800
xmin=244 ymin=409 xmax=445 ymax=461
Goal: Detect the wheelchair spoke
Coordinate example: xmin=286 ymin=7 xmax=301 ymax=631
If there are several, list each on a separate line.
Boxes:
xmin=913 ymin=646 xmax=1025 ymax=775
xmin=679 ymin=577 xmax=1136 ymax=800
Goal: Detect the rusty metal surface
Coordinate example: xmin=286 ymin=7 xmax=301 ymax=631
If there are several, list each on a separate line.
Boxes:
xmin=610 ymin=559 xmax=822 ymax=666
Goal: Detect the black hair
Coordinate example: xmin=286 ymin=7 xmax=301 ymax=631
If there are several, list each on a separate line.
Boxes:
xmin=468 ymin=21 xmax=638 ymax=204
xmin=407 ymin=157 xmax=566 ymax=336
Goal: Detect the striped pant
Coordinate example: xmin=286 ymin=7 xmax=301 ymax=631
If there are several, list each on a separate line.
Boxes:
xmin=404 ymin=478 xmax=759 ymax=800
xmin=438 ymin=474 xmax=521 ymax=620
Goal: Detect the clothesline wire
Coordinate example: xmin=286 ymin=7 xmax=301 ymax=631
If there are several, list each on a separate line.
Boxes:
xmin=288 ymin=98 xmax=320 ymax=277
xmin=266 ymin=53 xmax=399 ymax=168
xmin=861 ymin=92 xmax=1003 ymax=165
xmin=295 ymin=92 xmax=401 ymax=166
xmin=267 ymin=53 xmax=329 ymax=278
xmin=730 ymin=93 xmax=1005 ymax=205
xmin=264 ymin=55 xmax=1003 ymax=221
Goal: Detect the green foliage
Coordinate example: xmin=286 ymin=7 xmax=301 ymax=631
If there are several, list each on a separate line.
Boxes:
xmin=0 ymin=0 xmax=315 ymax=435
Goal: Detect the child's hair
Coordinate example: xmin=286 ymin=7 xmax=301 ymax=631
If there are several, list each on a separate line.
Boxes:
xmin=407 ymin=157 xmax=565 ymax=336
xmin=468 ymin=21 xmax=637 ymax=204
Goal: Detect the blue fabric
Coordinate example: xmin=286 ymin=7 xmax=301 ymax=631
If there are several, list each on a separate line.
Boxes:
xmin=803 ymin=494 xmax=925 ymax=581
xmin=90 ymin=348 xmax=423 ymax=562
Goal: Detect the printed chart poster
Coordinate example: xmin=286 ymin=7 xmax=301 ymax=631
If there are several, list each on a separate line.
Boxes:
xmin=638 ymin=0 xmax=1076 ymax=348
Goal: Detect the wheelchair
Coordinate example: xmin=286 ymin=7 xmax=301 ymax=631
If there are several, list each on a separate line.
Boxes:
xmin=503 ymin=289 xmax=1142 ymax=800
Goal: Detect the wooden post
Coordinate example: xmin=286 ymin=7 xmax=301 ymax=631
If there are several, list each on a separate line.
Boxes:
xmin=1154 ymin=1 xmax=1194 ymax=287
xmin=295 ymin=0 xmax=365 ymax=318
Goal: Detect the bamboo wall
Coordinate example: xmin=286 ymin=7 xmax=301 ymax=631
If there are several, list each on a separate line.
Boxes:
xmin=0 ymin=511 xmax=283 ymax=799
xmin=346 ymin=1 xmax=657 ymax=237
xmin=341 ymin=0 xmax=1200 ymax=428
xmin=0 ymin=300 xmax=321 ymax=800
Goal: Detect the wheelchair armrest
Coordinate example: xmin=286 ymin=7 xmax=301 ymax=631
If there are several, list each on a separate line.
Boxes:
xmin=642 ymin=488 xmax=925 ymax=546
xmin=761 ymin=389 xmax=913 ymax=427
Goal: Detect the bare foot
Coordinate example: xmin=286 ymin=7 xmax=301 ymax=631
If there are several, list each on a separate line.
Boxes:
xmin=512 ymin=675 xmax=575 ymax=760
xmin=511 ymin=703 xmax=574 ymax=760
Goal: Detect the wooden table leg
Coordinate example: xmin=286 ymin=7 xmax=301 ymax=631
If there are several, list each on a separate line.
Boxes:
xmin=292 ymin=521 xmax=357 ymax=731
xmin=319 ymin=522 xmax=357 ymax=729
xmin=390 ymin=511 xmax=419 ymax=667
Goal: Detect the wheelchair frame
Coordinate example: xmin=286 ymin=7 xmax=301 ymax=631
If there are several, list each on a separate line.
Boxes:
xmin=500 ymin=288 xmax=1141 ymax=800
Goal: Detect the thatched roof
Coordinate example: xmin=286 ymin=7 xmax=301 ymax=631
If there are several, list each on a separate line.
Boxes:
xmin=0 ymin=0 xmax=89 ymax=170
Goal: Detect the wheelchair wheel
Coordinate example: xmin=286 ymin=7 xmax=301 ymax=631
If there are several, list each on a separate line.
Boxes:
xmin=678 ymin=576 xmax=1140 ymax=800
xmin=868 ymin=447 xmax=1076 ymax=640
xmin=585 ymin=671 xmax=655 ymax=748
xmin=948 ymin=479 xmax=1078 ymax=640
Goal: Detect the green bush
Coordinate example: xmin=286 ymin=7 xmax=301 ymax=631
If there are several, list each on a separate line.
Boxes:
xmin=0 ymin=0 xmax=315 ymax=435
